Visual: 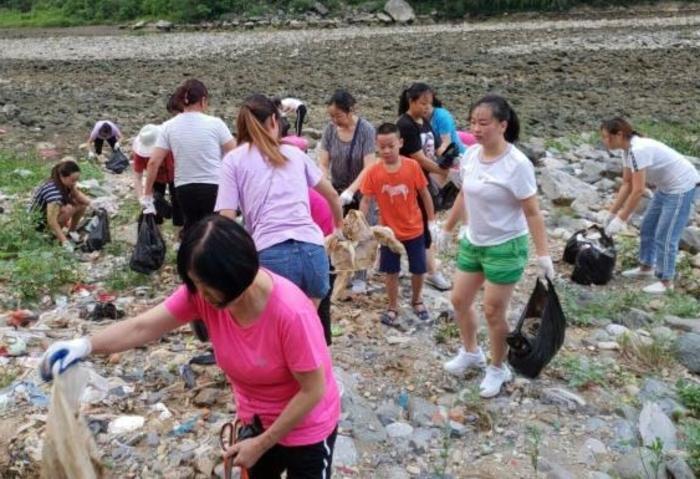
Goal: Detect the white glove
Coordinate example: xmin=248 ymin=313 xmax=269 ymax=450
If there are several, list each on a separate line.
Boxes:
xmin=604 ymin=216 xmax=626 ymax=236
xmin=61 ymin=240 xmax=74 ymax=252
xmin=537 ymin=256 xmax=555 ymax=279
xmin=114 ymin=142 xmax=121 ymax=151
xmin=39 ymin=337 xmax=92 ymax=382
xmin=140 ymin=195 xmax=156 ymax=215
xmin=339 ymin=189 xmax=355 ymax=206
xmin=428 ymin=222 xmax=446 ymax=250
xmin=88 ymin=151 xmax=96 ymax=159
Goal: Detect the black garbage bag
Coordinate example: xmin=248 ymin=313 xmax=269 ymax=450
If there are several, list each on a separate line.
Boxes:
xmin=153 ymin=191 xmax=173 ymax=220
xmin=430 ymin=180 xmax=460 ymax=212
xmin=129 ymin=213 xmax=166 ymax=274
xmin=80 ymin=208 xmax=111 ymax=253
xmin=506 ymin=278 xmax=566 ymax=378
xmin=563 ymin=225 xmax=616 ymax=285
xmin=105 ymin=149 xmax=129 ymax=174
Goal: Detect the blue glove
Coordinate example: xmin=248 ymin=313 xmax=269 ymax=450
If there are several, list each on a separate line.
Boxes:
xmin=39 ymin=337 xmax=92 ymax=382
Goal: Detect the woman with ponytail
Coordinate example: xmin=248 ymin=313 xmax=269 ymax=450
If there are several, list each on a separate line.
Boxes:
xmin=141 ymin=79 xmax=236 ymax=234
xmin=31 ymin=159 xmax=91 ymax=250
xmin=216 ymin=94 xmax=343 ymax=307
xmin=397 ymin=82 xmax=451 ymax=291
xmin=438 ymin=94 xmax=553 ymax=398
xmin=600 ymin=117 xmax=699 ymax=294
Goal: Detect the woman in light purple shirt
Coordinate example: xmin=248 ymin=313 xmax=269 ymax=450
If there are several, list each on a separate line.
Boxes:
xmin=88 ymin=120 xmax=122 ymax=158
xmin=216 ymin=94 xmax=343 ymax=304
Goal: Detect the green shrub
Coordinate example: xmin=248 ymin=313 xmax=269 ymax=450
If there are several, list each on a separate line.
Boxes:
xmin=678 ymin=380 xmax=700 ymax=418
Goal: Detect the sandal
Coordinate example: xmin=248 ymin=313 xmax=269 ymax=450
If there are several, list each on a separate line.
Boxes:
xmin=412 ymin=302 xmax=431 ymax=322
xmin=380 ymin=309 xmax=400 ymax=328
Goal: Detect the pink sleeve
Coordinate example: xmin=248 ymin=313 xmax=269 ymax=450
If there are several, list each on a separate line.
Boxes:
xmin=281 ymin=308 xmax=326 ymax=373
xmin=214 ymin=153 xmax=240 ymax=212
xmin=164 ymin=285 xmax=199 ymax=323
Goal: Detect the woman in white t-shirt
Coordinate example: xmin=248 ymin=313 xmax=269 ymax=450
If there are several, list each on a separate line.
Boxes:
xmin=601 ymin=117 xmax=699 ymax=294
xmin=141 ymin=79 xmax=237 ymax=234
xmin=438 ymin=94 xmax=554 ymax=398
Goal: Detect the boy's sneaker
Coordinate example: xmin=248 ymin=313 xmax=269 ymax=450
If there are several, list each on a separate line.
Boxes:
xmin=479 ymin=364 xmax=513 ymax=398
xmin=621 ymin=267 xmax=655 ymax=279
xmin=426 ymin=272 xmax=452 ymax=291
xmin=444 ymin=347 xmax=486 ymax=376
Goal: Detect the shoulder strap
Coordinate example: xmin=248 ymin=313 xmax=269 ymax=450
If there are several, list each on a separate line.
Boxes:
xmin=346 ymin=118 xmax=362 ymax=164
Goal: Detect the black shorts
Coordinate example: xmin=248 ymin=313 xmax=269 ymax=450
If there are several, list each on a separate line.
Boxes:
xmin=153 ymin=182 xmax=184 ymax=227
xmin=174 ymin=183 xmax=218 ymax=233
xmin=249 ymin=426 xmax=337 ymax=479
xmin=379 ymin=234 xmax=427 ymax=275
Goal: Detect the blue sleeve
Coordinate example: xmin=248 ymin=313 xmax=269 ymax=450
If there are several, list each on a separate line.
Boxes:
xmin=431 ymin=109 xmax=454 ymax=136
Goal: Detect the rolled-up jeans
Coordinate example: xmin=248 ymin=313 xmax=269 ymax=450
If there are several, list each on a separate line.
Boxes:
xmin=639 ymin=186 xmax=697 ymax=280
xmin=259 ymin=239 xmax=330 ymax=300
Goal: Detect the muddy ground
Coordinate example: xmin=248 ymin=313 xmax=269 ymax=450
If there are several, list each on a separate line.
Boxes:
xmin=1 ymin=13 xmax=700 ymax=151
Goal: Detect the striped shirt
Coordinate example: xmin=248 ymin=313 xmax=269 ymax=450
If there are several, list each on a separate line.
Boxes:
xmin=30 ymin=180 xmax=66 ymax=213
xmin=155 ymin=112 xmax=233 ymax=187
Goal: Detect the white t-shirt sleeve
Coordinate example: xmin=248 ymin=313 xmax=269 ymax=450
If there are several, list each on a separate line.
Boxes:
xmin=154 ymin=122 xmax=171 ymax=151
xmin=628 ymin=146 xmax=653 ymax=172
xmin=510 ymin=160 xmax=537 ymax=200
xmin=215 ymin=118 xmax=234 ymax=146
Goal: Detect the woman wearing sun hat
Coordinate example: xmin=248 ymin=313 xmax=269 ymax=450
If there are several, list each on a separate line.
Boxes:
xmin=132 ymin=124 xmax=182 ymax=227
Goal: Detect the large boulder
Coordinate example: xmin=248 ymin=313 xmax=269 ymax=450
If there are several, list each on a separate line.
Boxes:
xmin=539 ymin=168 xmax=599 ymax=207
xmin=675 ymin=332 xmax=700 ymax=373
xmin=638 ymin=402 xmax=677 ymax=452
xmin=680 ymin=226 xmax=700 ymax=254
xmin=384 ymin=0 xmax=415 ymax=23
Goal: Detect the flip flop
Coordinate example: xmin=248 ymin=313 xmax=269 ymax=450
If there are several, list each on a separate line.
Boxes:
xmin=412 ymin=302 xmax=431 ymax=322
xmin=380 ymin=309 xmax=400 ymax=328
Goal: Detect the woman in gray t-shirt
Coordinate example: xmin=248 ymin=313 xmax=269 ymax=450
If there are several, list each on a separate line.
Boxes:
xmin=319 ymin=90 xmax=376 ymax=211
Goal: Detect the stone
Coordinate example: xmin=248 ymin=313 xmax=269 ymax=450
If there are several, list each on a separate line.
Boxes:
xmin=312 ymin=1 xmax=329 ymax=16
xmin=519 ymin=138 xmax=547 ymax=164
xmin=108 ymin=415 xmax=145 ymax=435
xmin=639 ymin=402 xmax=677 ymax=452
xmin=664 ymin=457 xmax=695 ymax=479
xmin=650 ymin=326 xmax=675 ymax=342
xmin=584 ymin=417 xmax=609 ymax=433
xmin=193 ymin=388 xmax=219 ymax=407
xmin=580 ymin=159 xmax=607 ymax=182
xmin=606 ymin=324 xmax=630 ymax=338
xmin=0 ymin=103 xmax=20 ymax=120
xmin=578 ymin=438 xmax=607 ymax=465
xmin=376 ymin=400 xmax=403 ymax=426
xmin=376 ymin=12 xmax=393 ymax=23
xmin=408 ymin=397 xmax=438 ymax=427
xmin=146 ymin=432 xmax=160 ymax=447
xmin=675 ymin=333 xmax=700 ymax=373
xmin=409 ymin=427 xmax=434 ymax=454
xmin=384 ymin=0 xmax=415 ymax=23
xmin=539 ymin=168 xmax=599 ymax=207
xmin=614 ymin=448 xmax=668 ymax=479
xmin=597 ymin=341 xmax=620 ymax=350
xmin=639 ymin=378 xmax=676 ymax=403
xmin=680 ymin=227 xmax=700 ymax=254
xmin=333 ymin=435 xmax=358 ymax=467
xmin=610 ymin=419 xmax=639 ymax=452
xmin=665 ymin=316 xmax=700 ymax=333
xmin=540 ymin=388 xmax=586 ymax=411
xmin=342 ymin=394 xmax=388 ymax=443
xmin=131 ymin=20 xmax=147 ymax=30
xmin=386 ymin=421 xmax=413 ymax=439
xmin=621 ymin=308 xmax=654 ymax=328
xmin=155 ymin=20 xmax=174 ymax=31
xmin=538 ymin=459 xmax=576 ymax=479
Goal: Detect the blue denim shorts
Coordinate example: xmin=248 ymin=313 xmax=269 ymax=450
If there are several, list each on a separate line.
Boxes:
xmin=259 ymin=240 xmax=330 ymax=299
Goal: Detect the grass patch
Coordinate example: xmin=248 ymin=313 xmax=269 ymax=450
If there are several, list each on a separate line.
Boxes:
xmin=619 ymin=332 xmax=675 ymax=372
xmin=104 ymin=264 xmax=151 ymax=291
xmin=112 ymin=197 xmax=141 ymax=226
xmin=559 ymin=283 xmax=649 ymax=326
xmin=551 ymin=354 xmax=608 ymax=389
xmin=0 ymin=7 xmax=80 ymax=28
xmin=635 ymin=119 xmax=700 ymax=158
xmin=0 ymin=151 xmax=103 ymax=195
xmin=683 ymin=420 xmax=700 ymax=475
xmin=678 ymin=380 xmax=700 ymax=418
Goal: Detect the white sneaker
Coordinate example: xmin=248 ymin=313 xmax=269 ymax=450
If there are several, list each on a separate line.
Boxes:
xmin=351 ymin=279 xmax=368 ymax=294
xmin=642 ymin=281 xmax=673 ymax=295
xmin=479 ymin=364 xmax=513 ymax=398
xmin=426 ymin=272 xmax=452 ymax=291
xmin=444 ymin=347 xmax=486 ymax=376
xmin=622 ymin=267 xmax=655 ymax=279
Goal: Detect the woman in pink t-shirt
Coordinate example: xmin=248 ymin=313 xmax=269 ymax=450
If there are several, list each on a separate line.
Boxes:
xmin=39 ymin=216 xmax=340 ymax=478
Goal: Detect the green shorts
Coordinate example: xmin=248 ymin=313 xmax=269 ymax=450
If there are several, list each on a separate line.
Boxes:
xmin=456 ymin=235 xmax=529 ymax=284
